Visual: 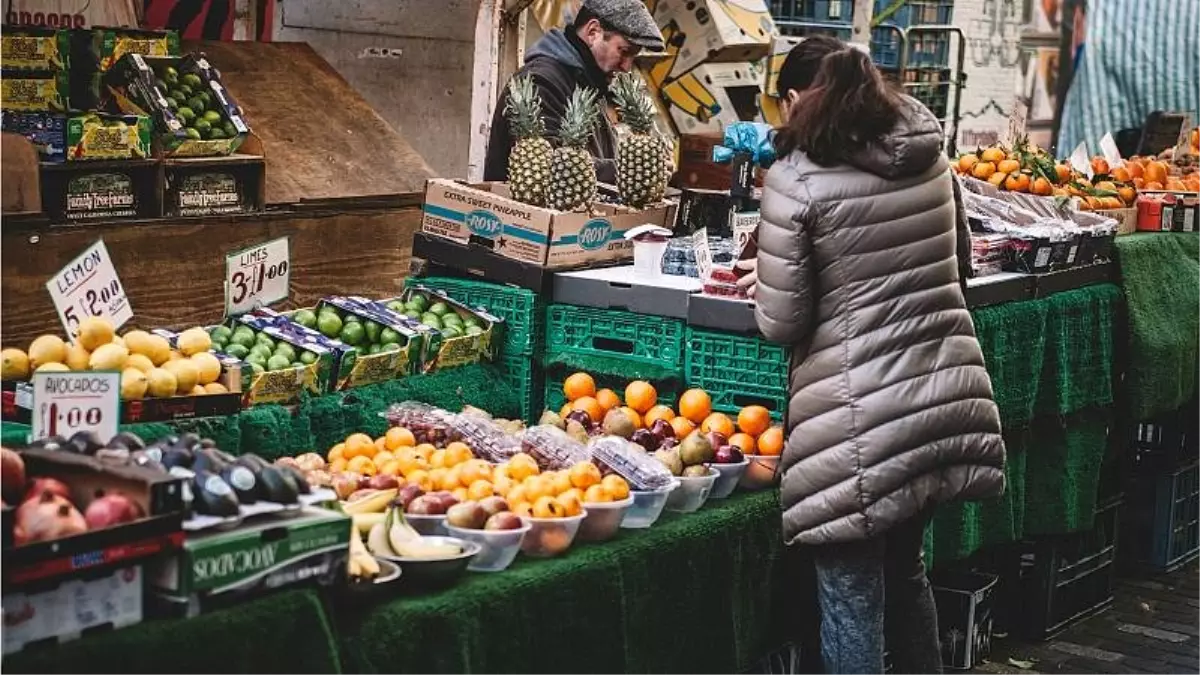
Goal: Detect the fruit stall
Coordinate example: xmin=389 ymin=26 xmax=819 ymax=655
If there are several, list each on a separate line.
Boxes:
xmin=2 ymin=22 xmax=1199 ymax=675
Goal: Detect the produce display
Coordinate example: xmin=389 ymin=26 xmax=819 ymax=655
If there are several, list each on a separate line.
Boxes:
xmin=154 ymin=65 xmax=239 ymax=142
xmin=503 ymin=74 xmax=551 ymax=208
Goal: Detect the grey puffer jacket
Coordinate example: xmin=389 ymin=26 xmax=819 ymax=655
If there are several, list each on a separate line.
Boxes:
xmin=755 ymin=98 xmax=1005 ymax=546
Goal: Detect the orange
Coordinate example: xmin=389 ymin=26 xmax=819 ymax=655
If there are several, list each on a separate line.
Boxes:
xmin=601 ymin=474 xmax=630 ymax=500
xmin=571 ymin=396 xmax=604 ymax=423
xmin=1054 ymin=164 xmax=1072 ymax=183
xmin=563 ymin=372 xmax=596 ymax=401
xmin=493 ymin=462 xmax=514 ymax=481
xmin=1004 ymin=173 xmax=1031 ymax=192
xmin=523 ymin=475 xmax=554 ymax=502
xmin=459 ymin=459 xmax=492 ymax=486
xmin=1133 ymin=177 xmax=1146 ymax=190
xmin=757 ymin=427 xmax=784 ymax=456
xmin=513 ymin=501 xmax=534 ymax=518
xmin=1126 ymin=162 xmax=1144 ymax=179
xmin=467 ymin=479 xmax=495 ymax=500
xmin=970 ymin=161 xmax=996 ymax=180
xmin=957 ymin=153 xmax=979 ymax=173
xmin=507 ymin=484 xmax=529 ymax=506
xmin=493 ymin=474 xmax=515 ymax=496
xmin=428 ymin=467 xmax=449 ymax=491
xmin=414 ymin=443 xmax=437 ymax=461
xmin=595 ymin=388 xmax=622 ymax=412
xmin=678 ymin=389 xmax=712 ymax=423
xmin=329 ymin=457 xmax=348 ymax=474
xmin=408 ymin=469 xmax=433 ymax=492
xmin=327 ymin=442 xmax=346 ymax=463
xmin=1166 ymin=178 xmax=1187 ymax=192
xmin=557 ymin=490 xmax=583 ymax=517
xmin=396 ymin=449 xmax=429 ymax=476
xmin=373 ymin=450 xmax=395 ymax=466
xmin=619 ymin=406 xmax=643 ymax=429
xmin=385 ymin=427 xmax=416 ymax=450
xmin=509 ymin=453 xmax=540 ymax=481
xmin=1030 ymin=176 xmax=1054 ymax=196
xmin=374 ymin=437 xmax=388 ymax=454
xmin=584 ymin=484 xmax=613 ymax=503
xmin=728 ymin=433 xmax=757 ymax=453
xmin=997 ymin=159 xmax=1020 ymax=175
xmin=1144 ymin=181 xmax=1164 ymax=191
xmin=549 ymin=470 xmax=573 ymax=496
xmin=980 ymin=147 xmax=1006 ymax=163
xmin=669 ymin=416 xmax=696 ymax=439
xmin=1145 ymin=161 xmax=1169 ymax=185
xmin=346 ymin=455 xmax=377 ymax=476
xmin=1111 ymin=166 xmax=1131 ymax=183
xmin=430 ymin=448 xmax=449 ymax=469
xmin=568 ymin=461 xmax=602 ymax=489
xmin=445 ymin=441 xmax=474 ymax=466
xmin=452 ymin=487 xmax=469 ymax=502
xmin=1090 ymin=156 xmax=1110 ymax=176
xmin=532 ymin=496 xmax=566 ymax=519
xmin=344 ymin=433 xmax=375 ymax=459
xmin=378 ymin=459 xmax=402 ymax=476
xmin=624 ymin=380 xmax=658 ymax=414
xmin=737 ymin=405 xmax=771 ymax=436
xmin=643 ymin=405 xmax=676 ymax=426
xmin=700 ymin=412 xmax=735 ymax=438
xmin=988 ymin=172 xmax=1008 ymax=188
xmin=440 ymin=466 xmax=463 ymax=491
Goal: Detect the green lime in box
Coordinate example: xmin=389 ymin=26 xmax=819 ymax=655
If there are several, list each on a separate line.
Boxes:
xmin=382 ymin=287 xmax=504 ymax=373
xmin=287 ymin=296 xmax=423 ymax=390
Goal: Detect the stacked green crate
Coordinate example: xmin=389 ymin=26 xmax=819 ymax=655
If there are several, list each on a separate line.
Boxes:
xmin=684 ymin=327 xmax=789 ymax=419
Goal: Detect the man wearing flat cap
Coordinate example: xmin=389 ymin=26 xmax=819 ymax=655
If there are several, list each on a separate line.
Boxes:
xmin=484 ymin=0 xmax=665 ymax=187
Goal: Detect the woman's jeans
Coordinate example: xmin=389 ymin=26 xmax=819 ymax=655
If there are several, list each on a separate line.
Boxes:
xmin=812 ymin=513 xmax=942 ymax=674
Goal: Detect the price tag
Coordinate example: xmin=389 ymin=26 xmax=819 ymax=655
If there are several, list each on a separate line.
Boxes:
xmin=1005 ymin=96 xmax=1030 ymax=146
xmin=1068 ymin=142 xmax=1093 ymax=179
xmin=45 ymin=239 xmax=133 ymax=339
xmin=31 ymin=371 xmax=121 ymax=443
xmin=225 ymin=237 xmax=290 ymax=316
xmin=691 ymin=228 xmax=713 ymax=281
xmin=1099 ymin=132 xmax=1125 ymax=168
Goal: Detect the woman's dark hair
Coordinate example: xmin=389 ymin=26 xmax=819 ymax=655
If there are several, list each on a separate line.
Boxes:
xmin=774 ymin=40 xmax=905 ymax=166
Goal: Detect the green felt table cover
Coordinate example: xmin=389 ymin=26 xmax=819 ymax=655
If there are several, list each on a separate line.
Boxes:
xmin=1115 ymin=233 xmax=1199 ymax=420
xmin=4 ymin=589 xmax=342 ymax=674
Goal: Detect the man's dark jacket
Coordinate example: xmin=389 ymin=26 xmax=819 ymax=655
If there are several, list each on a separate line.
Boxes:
xmin=484 ymin=29 xmax=618 ymax=185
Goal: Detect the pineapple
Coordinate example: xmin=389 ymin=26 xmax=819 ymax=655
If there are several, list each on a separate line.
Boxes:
xmin=504 ymin=75 xmax=552 ymax=206
xmin=547 ymin=87 xmax=600 ymax=212
xmin=611 ymin=73 xmax=668 ymax=208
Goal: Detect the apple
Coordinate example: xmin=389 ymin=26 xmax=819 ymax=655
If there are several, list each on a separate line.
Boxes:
xmin=357 ymin=474 xmax=373 ymax=490
xmin=447 ymin=501 xmax=489 ymax=529
xmin=430 ymin=490 xmax=459 ymax=510
xmin=394 ymin=483 xmax=424 ymax=509
xmin=332 ymin=473 xmax=362 ymax=501
xmin=478 ymin=496 xmax=510 ymax=518
xmin=484 ymin=511 xmax=523 ymax=531
xmin=565 ymin=410 xmax=593 ymax=429
xmin=714 ymin=445 xmax=745 ymax=464
xmin=649 ymin=419 xmax=674 ymax=441
xmin=368 ymin=474 xmax=400 ymax=491
xmin=630 ymin=428 xmax=659 ymax=452
xmin=704 ymin=431 xmax=728 ymax=453
xmin=406 ymin=495 xmax=446 ymax=515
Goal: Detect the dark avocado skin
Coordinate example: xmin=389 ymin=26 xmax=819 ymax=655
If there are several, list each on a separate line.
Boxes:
xmin=69 ymin=430 xmax=105 ymax=455
xmin=281 ymin=465 xmax=312 ymax=495
xmin=192 ymin=470 xmax=240 ymax=517
xmin=221 ymin=464 xmax=259 ymax=504
xmin=192 ymin=449 xmax=228 ymax=475
xmin=258 ymin=466 xmax=299 ymax=504
xmin=111 ymin=431 xmax=146 ymax=450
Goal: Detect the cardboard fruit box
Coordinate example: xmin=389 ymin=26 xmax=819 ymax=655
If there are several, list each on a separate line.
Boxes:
xmin=385 ymin=287 xmax=504 ymax=372
xmin=146 ymin=506 xmax=349 ymax=618
xmin=1 ymin=26 xmax=71 ymax=71
xmin=0 ymin=69 xmax=69 ymax=111
xmin=3 ymin=448 xmax=186 ymax=588
xmin=65 ymin=111 xmax=153 ymax=161
xmin=650 ymin=0 xmax=774 ymax=80
xmin=3 ymin=565 xmax=143 ymax=656
xmin=285 ymin=296 xmax=425 ymax=389
xmin=215 ymin=311 xmax=354 ymax=406
xmin=421 ymin=179 xmax=677 ymax=269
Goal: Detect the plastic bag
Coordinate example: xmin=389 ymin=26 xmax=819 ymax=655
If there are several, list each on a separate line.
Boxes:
xmin=587 ymin=435 xmax=674 ymax=491
xmin=711 ymin=122 xmax=777 ymax=167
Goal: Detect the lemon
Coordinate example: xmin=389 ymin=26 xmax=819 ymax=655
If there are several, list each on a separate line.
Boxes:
xmin=1 ymin=348 xmax=30 ymax=380
xmin=146 ymin=368 xmax=178 ymax=398
xmin=76 ymin=316 xmax=115 ymax=351
xmin=35 ymin=362 xmax=70 ymax=373
xmin=177 ymin=328 xmax=212 ymax=356
xmin=190 ymin=385 xmax=207 ymax=396
xmin=145 ymin=334 xmax=172 ymax=366
xmin=65 ymin=343 xmax=91 ymax=371
xmin=120 ymin=368 xmax=148 ymax=400
xmin=163 ymin=359 xmax=199 ymax=393
xmin=167 ymin=350 xmax=184 ymax=361
xmin=28 ymin=335 xmax=67 ymax=369
xmin=111 ymin=335 xmax=126 ymax=348
xmin=190 ymin=352 xmax=222 ymax=385
xmin=125 ymin=353 xmax=154 ymax=374
xmin=88 ymin=343 xmax=129 ymax=371
xmin=203 ymin=382 xmax=229 ymax=394
xmin=123 ymin=330 xmax=155 ymax=356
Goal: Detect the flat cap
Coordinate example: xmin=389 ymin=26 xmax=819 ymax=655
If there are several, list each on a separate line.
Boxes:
xmin=581 ymin=0 xmax=665 ymax=51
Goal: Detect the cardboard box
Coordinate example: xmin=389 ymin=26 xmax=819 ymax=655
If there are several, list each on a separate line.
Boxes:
xmin=387 ymin=288 xmax=503 ymax=372
xmin=148 ymin=507 xmax=348 ymax=618
xmin=1137 ymin=191 xmax=1199 ymax=232
xmin=66 ymin=112 xmax=153 ymax=161
xmin=760 ymin=34 xmax=804 ymax=126
xmin=553 ymin=265 xmax=702 ymax=320
xmin=38 ymin=159 xmax=163 ymax=222
xmin=1 ymin=26 xmax=70 ymax=71
xmin=659 ymin=61 xmax=766 ymax=135
xmin=3 ymin=565 xmax=143 ymax=655
xmin=651 ymin=0 xmax=774 ymax=79
xmin=163 ymin=153 xmax=265 ymax=217
xmin=218 ymin=311 xmax=354 ymax=405
xmin=0 ymin=69 xmax=69 ymax=111
xmin=1096 ymin=207 xmax=1137 ymax=235
xmin=306 ymin=296 xmax=425 ymax=388
xmin=420 ymin=179 xmax=677 ymax=269
xmin=0 ymin=110 xmax=66 ymax=162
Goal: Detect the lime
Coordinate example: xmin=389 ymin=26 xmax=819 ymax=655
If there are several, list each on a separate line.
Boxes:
xmin=386 ymin=300 xmax=405 ymax=313
xmin=380 ymin=342 xmax=401 ymax=353
xmin=367 ymin=344 xmax=381 ymax=355
xmin=182 ymin=73 xmax=203 ymax=89
xmin=163 ymin=66 xmax=179 ymax=85
xmin=316 ymin=312 xmax=342 ymax=338
xmin=184 ymin=127 xmax=202 ymax=141
xmin=267 ymin=354 xmax=292 ymax=371
xmin=379 ymin=327 xmax=400 ymax=345
xmin=196 ymin=91 xmax=213 ymax=109
xmin=408 ymin=295 xmax=429 ymax=312
xmin=165 ymin=96 xmax=180 ymax=111
xmin=177 ymin=106 xmax=196 ymax=123
xmin=250 ymin=344 xmax=273 ymax=360
xmin=342 ymin=312 xmax=361 ymax=324
xmin=202 ymin=110 xmax=222 ymax=124
xmin=465 ymin=324 xmax=484 ymax=336
xmin=441 ymin=313 xmax=463 ymax=327
xmin=245 ymin=352 xmax=267 ymax=368
xmin=420 ymin=315 xmax=442 ymax=330
xmin=274 ymin=343 xmax=297 ymax=362
xmin=211 ymin=325 xmax=233 ymax=343
xmin=206 ymin=127 xmax=225 ymax=140
xmin=193 ymin=118 xmax=212 ymax=134
xmin=428 ymin=302 xmax=450 ymax=317
xmin=299 ymin=351 xmax=318 ymax=365
xmin=339 ymin=322 xmax=366 ymax=346
xmin=292 ymin=309 xmax=317 ymax=329
xmin=223 ymin=121 xmax=238 ymax=137
xmin=224 ymin=343 xmax=250 ymax=359
xmin=364 ymin=320 xmax=382 ymax=344
xmin=404 ymin=310 xmax=420 ymax=320
xmin=229 ymin=333 xmax=255 ymax=351
xmin=255 ymin=333 xmax=276 ymax=349
xmin=249 ymin=362 xmax=265 ymax=375
xmin=187 ymin=97 xmax=206 ymax=114
xmin=177 ymin=83 xmax=194 ymax=98
xmin=462 ymin=315 xmax=482 ymax=328
xmin=441 ymin=326 xmax=463 ymax=339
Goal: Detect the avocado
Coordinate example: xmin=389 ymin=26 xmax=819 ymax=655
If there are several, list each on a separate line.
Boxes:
xmin=258 ymin=465 xmax=299 ymax=504
xmin=161 ymin=446 xmax=195 ymax=470
xmin=280 ymin=465 xmax=312 ymax=495
xmin=191 ymin=448 xmax=228 ymax=475
xmin=193 ymin=470 xmax=240 ymax=517
xmin=68 ymin=430 xmax=105 ymax=455
xmin=110 ymin=431 xmax=146 ymax=451
xmin=221 ymin=464 xmax=259 ymax=504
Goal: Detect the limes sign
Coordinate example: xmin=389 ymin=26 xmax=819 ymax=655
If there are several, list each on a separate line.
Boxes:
xmin=45 ymin=238 xmax=133 ymax=338
xmin=31 ymin=370 xmax=121 ymax=443
xmin=225 ymin=237 xmax=290 ymax=316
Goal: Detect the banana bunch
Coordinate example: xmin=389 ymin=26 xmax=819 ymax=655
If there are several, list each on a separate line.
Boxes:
xmin=342 ymin=488 xmax=398 ymax=515
xmin=366 ymin=507 xmax=463 ymax=560
xmin=347 ymin=527 xmax=381 ymax=580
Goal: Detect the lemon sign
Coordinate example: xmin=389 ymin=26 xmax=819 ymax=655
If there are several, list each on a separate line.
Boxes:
xmin=45 ymin=238 xmax=132 ymax=339
xmin=225 ymin=237 xmax=290 ymax=316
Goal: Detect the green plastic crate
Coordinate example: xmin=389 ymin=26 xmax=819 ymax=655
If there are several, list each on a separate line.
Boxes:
xmin=544 ymin=304 xmax=686 ymax=374
xmin=498 ymin=353 xmax=544 ymax=424
xmin=684 ymin=328 xmax=789 ymax=418
xmin=542 ymin=368 xmax=683 ymax=417
xmin=406 ymin=276 xmax=543 ymax=356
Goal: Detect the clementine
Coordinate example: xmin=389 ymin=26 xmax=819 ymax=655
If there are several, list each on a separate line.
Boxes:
xmin=327 ymin=442 xmax=346 ymax=463
xmin=669 ymin=416 xmax=696 ymax=439
xmin=971 ymin=161 xmax=996 ymax=180
xmin=1004 ymin=173 xmax=1031 ymax=192
xmin=737 ymin=405 xmax=772 ymax=436
xmin=584 ymin=484 xmax=613 ymax=503
xmin=557 ymin=490 xmax=584 ymax=516
xmin=1145 ymin=161 xmax=1169 ymax=185
xmin=467 ymin=479 xmax=495 ymax=501
xmin=563 ymin=372 xmax=596 ymax=401
xmin=601 ymin=474 xmax=630 ymax=500
xmin=624 ymin=380 xmax=658 ymax=413
xmin=757 ymin=427 xmax=784 ymax=456
xmin=385 ymin=426 xmax=416 ymax=451
xmin=568 ymin=461 xmax=603 ymax=489
xmin=1030 ymin=176 xmax=1054 ymax=196
xmin=700 ymin=412 xmax=735 ymax=438
xmin=1111 ymin=166 xmax=1131 ymax=183
xmin=980 ymin=147 xmax=1005 ymax=163
xmin=678 ymin=388 xmax=712 ymax=423
xmin=997 ymin=159 xmax=1020 ymax=175
xmin=346 ymin=455 xmax=377 ymax=476
xmin=728 ymin=433 xmax=757 ymax=453
xmin=1054 ymin=164 xmax=1072 ymax=183
xmin=571 ymin=395 xmax=604 ymax=422
xmin=643 ymin=404 xmax=676 ymax=426
xmin=988 ymin=172 xmax=1008 ymax=188
xmin=513 ymin=501 xmax=534 ymax=518
xmin=595 ymin=388 xmax=622 ymax=412
xmin=957 ymin=153 xmax=979 ymax=173
xmin=344 ymin=433 xmax=375 ymax=459
xmin=1090 ymin=156 xmax=1110 ymax=176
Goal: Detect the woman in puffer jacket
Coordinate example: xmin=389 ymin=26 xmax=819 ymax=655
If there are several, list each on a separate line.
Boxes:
xmin=738 ymin=36 xmax=1006 ymax=674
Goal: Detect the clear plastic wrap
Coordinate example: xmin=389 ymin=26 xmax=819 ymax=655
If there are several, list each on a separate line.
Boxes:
xmin=587 ymin=435 xmax=675 ymax=491
xmin=444 ymin=409 xmax=523 ymax=463
xmin=520 ymin=425 xmax=591 ymax=470
xmin=380 ymin=401 xmax=454 ymax=444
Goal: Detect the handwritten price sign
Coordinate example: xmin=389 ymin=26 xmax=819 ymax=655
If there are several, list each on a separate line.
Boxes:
xmin=225 ymin=237 xmax=290 ymax=316
xmin=31 ymin=371 xmax=121 ymax=443
xmin=45 ymin=239 xmax=133 ymax=338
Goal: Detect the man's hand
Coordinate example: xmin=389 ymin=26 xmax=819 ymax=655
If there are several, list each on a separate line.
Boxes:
xmin=735 ymin=259 xmax=757 ymax=298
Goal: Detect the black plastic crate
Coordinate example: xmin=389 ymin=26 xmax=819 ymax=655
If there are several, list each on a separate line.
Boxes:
xmin=874 ymin=0 xmax=955 ymax=27
xmin=1130 ymin=408 xmax=1198 ymax=472
xmin=931 ymin=570 xmax=998 ymax=670
xmin=1015 ymin=496 xmax=1121 ymax=640
xmin=1123 ymin=461 xmax=1200 ymax=573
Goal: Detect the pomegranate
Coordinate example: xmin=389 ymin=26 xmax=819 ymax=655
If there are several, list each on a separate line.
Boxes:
xmin=16 ymin=491 xmax=87 ymax=543
xmin=1 ymin=447 xmax=26 ymax=503
xmin=84 ymin=491 xmax=143 ymax=530
xmin=23 ymin=477 xmax=71 ymax=504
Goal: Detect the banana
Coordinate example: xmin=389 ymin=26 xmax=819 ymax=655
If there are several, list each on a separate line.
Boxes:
xmin=348 ymin=554 xmax=363 ymax=578
xmin=341 ymin=488 xmax=398 ymax=515
xmin=352 ymin=512 xmax=386 ymax=534
xmin=392 ymin=539 xmax=462 ymax=559
xmin=386 ymin=507 xmax=462 ymax=559
xmin=367 ymin=522 xmax=395 ymax=558
xmin=356 ymin=551 xmax=380 ymax=577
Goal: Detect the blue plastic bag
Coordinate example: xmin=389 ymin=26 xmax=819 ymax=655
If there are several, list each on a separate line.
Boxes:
xmin=711 ymin=122 xmax=776 ymax=167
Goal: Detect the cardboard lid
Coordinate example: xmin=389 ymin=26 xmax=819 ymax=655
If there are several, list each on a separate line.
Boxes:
xmin=624 ymin=224 xmax=672 ymax=241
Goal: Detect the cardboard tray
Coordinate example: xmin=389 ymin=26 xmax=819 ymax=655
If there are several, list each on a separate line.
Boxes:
xmin=3 ymin=448 xmax=186 ymax=587
xmin=686 ymin=292 xmax=760 ymax=333
xmin=553 ymin=266 xmax=702 ymax=320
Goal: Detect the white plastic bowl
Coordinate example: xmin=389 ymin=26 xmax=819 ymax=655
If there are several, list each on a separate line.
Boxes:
xmin=519 ymin=510 xmax=587 ymax=558
xmin=621 ymin=480 xmax=680 ymax=529
xmin=404 ymin=512 xmax=448 ymax=535
xmin=445 ymin=522 xmax=530 ymax=572
xmin=737 ymin=454 xmax=781 ymax=490
xmin=709 ymin=458 xmax=750 ymax=499
xmin=577 ymin=496 xmax=635 ymax=542
xmin=664 ymin=467 xmax=719 ymax=513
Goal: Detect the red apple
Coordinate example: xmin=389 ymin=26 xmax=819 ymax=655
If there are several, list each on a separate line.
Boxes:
xmin=714 ymin=445 xmax=745 ymax=465
xmin=484 ymin=511 xmax=523 ymax=531
xmin=478 ymin=496 xmax=509 ymax=518
xmin=367 ymin=474 xmax=400 ymax=491
xmin=406 ymin=495 xmax=446 ymax=515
